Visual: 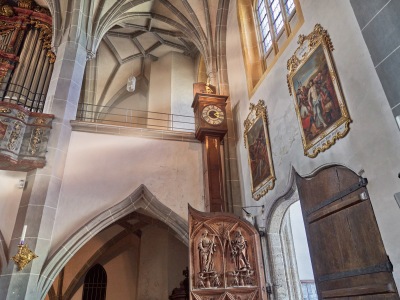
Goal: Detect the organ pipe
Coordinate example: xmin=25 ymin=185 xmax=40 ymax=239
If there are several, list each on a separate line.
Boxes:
xmin=0 ymin=1 xmax=56 ymax=112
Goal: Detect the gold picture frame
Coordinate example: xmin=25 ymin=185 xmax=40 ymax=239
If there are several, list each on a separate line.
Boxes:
xmin=287 ymin=24 xmax=351 ymax=158
xmin=244 ymin=100 xmax=275 ymax=200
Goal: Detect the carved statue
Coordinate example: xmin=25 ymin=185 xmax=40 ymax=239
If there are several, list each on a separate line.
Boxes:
xmin=231 ymin=271 xmax=240 ymax=286
xmin=230 ymin=230 xmax=251 ymax=271
xmin=197 ymin=273 xmax=206 ymax=288
xmin=198 ymin=230 xmax=216 ymax=273
xmin=210 ymin=272 xmax=221 ymax=287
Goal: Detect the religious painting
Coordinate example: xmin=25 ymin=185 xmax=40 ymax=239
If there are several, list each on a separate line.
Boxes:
xmin=244 ymin=100 xmax=275 ymax=200
xmin=287 ymin=24 xmax=351 ymax=158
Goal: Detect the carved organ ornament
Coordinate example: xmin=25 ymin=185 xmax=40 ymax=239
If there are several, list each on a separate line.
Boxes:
xmin=0 ymin=1 xmax=55 ymax=171
xmin=0 ymin=102 xmax=53 ymax=171
xmin=0 ymin=0 xmax=55 ymax=112
xmin=189 ymin=206 xmax=268 ymax=300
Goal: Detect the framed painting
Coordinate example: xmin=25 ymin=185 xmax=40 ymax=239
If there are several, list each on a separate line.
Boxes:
xmin=244 ymin=100 xmax=275 ymax=200
xmin=287 ymin=24 xmax=351 ymax=158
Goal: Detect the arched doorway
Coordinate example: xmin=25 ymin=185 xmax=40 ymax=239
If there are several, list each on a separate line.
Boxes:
xmin=40 ymin=185 xmax=189 ymax=300
xmin=265 ymin=164 xmax=399 ymax=299
xmin=264 ymin=182 xmax=306 ymax=300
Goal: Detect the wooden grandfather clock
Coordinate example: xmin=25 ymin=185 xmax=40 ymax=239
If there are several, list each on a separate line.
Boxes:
xmin=192 ymin=82 xmax=228 ymax=212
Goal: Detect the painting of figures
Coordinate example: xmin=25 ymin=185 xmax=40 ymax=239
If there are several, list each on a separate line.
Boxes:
xmin=287 ymin=24 xmax=351 ymax=158
xmin=247 ymin=116 xmax=270 ymax=190
xmin=293 ymin=45 xmax=342 ymax=144
xmin=244 ymin=100 xmax=275 ymax=200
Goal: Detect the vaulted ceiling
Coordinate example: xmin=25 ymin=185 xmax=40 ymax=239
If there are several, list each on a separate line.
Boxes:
xmin=42 ymin=0 xmax=230 ymax=76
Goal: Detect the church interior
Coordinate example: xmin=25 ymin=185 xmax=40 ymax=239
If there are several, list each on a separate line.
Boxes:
xmin=0 ymin=0 xmax=400 ymax=299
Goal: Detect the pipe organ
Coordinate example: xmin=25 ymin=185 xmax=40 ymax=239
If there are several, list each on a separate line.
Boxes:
xmin=0 ymin=0 xmax=54 ymax=171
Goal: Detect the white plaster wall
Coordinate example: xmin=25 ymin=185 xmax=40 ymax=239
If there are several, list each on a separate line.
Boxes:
xmin=50 ymin=132 xmax=204 ymax=254
xmin=0 ymin=171 xmax=26 ymax=246
xmin=227 ymin=0 xmax=400 ymax=284
xmin=148 ymin=53 xmax=172 ymax=114
xmin=171 ymin=52 xmax=196 ymax=131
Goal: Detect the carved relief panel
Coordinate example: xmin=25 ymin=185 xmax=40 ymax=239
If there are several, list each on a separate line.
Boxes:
xmin=189 ymin=206 xmax=268 ymax=300
xmin=0 ymin=102 xmax=53 ymax=171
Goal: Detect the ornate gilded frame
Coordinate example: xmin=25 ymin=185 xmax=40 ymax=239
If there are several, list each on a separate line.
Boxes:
xmin=244 ymin=100 xmax=275 ymax=200
xmin=287 ymin=24 xmax=351 ymax=158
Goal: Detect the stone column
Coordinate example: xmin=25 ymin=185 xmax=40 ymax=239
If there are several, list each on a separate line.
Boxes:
xmin=215 ymin=0 xmax=243 ymax=215
xmin=0 ymin=40 xmax=88 ymax=299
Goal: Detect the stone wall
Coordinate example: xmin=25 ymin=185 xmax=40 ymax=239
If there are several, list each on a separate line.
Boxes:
xmin=226 ymin=0 xmax=400 ymax=285
xmin=350 ymin=0 xmax=400 ymax=121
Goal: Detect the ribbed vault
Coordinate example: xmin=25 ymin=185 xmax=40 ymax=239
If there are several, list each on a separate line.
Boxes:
xmin=42 ymin=0 xmax=230 ymax=81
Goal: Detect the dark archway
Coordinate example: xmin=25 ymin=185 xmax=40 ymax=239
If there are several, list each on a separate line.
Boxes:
xmin=83 ymin=264 xmax=107 ymax=300
xmin=38 ymin=184 xmax=188 ymax=299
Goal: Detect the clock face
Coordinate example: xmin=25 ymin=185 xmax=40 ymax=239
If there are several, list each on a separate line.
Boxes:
xmin=202 ymin=105 xmax=225 ymax=125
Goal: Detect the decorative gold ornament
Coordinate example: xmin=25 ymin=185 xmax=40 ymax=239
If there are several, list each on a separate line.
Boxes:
xmin=12 ymin=244 xmax=38 ymax=271
xmin=243 ymin=100 xmax=275 ymax=200
xmin=33 ymin=118 xmax=45 ymax=125
xmin=29 ymin=128 xmax=43 ymax=154
xmin=16 ymin=111 xmax=26 ymax=120
xmin=18 ymin=0 xmax=33 ymax=9
xmin=205 ymin=77 xmax=214 ymax=94
xmin=7 ymin=121 xmax=22 ymax=151
xmin=0 ymin=107 xmax=11 ymax=113
xmin=286 ymin=24 xmax=351 ymax=158
xmin=47 ymin=51 xmax=56 ymax=63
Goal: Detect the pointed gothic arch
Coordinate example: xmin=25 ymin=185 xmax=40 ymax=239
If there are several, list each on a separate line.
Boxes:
xmin=37 ymin=184 xmax=188 ymax=300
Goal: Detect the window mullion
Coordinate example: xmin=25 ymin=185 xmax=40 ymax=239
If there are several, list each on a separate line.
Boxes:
xmin=266 ymin=0 xmax=278 ymax=55
xmin=278 ymin=0 xmax=291 ymax=37
xmin=253 ymin=4 xmax=267 ymax=70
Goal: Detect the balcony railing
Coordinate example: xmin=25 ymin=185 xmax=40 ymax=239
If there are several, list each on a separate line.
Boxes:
xmin=0 ymin=82 xmax=46 ymax=112
xmin=76 ymin=103 xmax=195 ymax=133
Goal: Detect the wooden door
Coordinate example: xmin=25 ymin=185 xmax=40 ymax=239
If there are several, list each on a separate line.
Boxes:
xmin=295 ymin=165 xmax=399 ymax=299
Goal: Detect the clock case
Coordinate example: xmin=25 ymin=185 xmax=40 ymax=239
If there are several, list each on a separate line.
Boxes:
xmin=191 ymin=92 xmax=228 ymax=142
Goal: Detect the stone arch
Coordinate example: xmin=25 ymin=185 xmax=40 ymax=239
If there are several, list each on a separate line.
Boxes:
xmin=37 ymin=184 xmax=188 ymax=300
xmin=264 ymin=168 xmax=302 ymax=300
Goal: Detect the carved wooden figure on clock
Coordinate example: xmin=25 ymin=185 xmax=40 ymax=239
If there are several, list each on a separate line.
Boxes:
xmin=192 ymin=82 xmax=228 ymax=212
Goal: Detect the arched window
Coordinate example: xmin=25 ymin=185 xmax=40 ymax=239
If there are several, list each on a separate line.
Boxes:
xmin=237 ymin=0 xmax=303 ymax=95
xmin=255 ymin=0 xmax=300 ymax=60
xmin=82 ymin=264 xmax=107 ymax=300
